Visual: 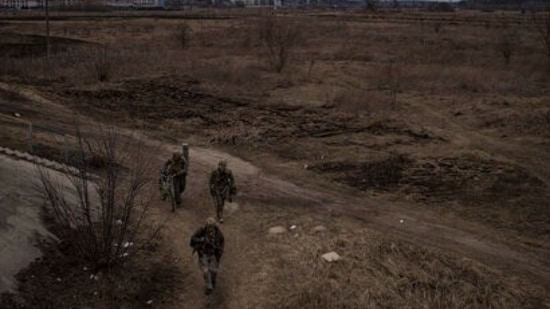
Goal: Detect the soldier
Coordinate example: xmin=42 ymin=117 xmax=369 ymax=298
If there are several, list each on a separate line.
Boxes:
xmin=161 ymin=152 xmax=187 ymax=206
xmin=190 ymin=217 xmax=225 ymax=295
xmin=208 ymin=160 xmax=237 ymax=223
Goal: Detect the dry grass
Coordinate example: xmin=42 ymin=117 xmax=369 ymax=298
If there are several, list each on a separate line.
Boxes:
xmin=2 ymin=12 xmax=546 ymax=97
xmin=1 ymin=11 xmax=550 ymax=307
xmin=235 ymin=203 xmax=547 ymax=309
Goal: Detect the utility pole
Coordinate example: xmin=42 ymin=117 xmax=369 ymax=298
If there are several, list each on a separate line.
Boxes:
xmin=45 ymin=0 xmax=51 ymax=60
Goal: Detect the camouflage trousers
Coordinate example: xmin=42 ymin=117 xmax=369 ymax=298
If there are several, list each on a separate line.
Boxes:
xmin=212 ymin=186 xmax=230 ymax=221
xmin=161 ymin=174 xmax=186 ymax=204
xmin=173 ymin=174 xmax=186 ymax=204
xmin=199 ymin=253 xmax=219 ymax=292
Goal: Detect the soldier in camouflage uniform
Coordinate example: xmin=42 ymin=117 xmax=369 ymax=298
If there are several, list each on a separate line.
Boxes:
xmin=161 ymin=152 xmax=187 ymax=206
xmin=190 ymin=217 xmax=225 ymax=295
xmin=208 ymin=160 xmax=237 ymax=223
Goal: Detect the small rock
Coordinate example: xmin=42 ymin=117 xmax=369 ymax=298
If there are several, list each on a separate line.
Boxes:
xmin=13 ymin=112 xmax=21 ymax=117
xmin=304 ymin=164 xmax=309 ymax=169
xmin=289 ymin=225 xmax=296 ymax=230
xmin=321 ymin=251 xmax=341 ymax=262
xmin=399 ymin=219 xmax=404 ymax=224
xmin=268 ymin=226 xmax=286 ymax=234
xmin=56 ymin=277 xmax=62 ymax=282
xmin=146 ymin=300 xmax=153 ymax=305
xmin=313 ymin=225 xmax=327 ymax=233
xmin=225 ymin=202 xmax=239 ymax=215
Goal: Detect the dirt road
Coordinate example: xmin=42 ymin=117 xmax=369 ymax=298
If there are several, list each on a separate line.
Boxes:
xmin=1 ymin=84 xmax=549 ymax=305
xmin=1 ymin=132 xmax=549 ymax=307
xmin=146 ymin=140 xmax=550 ymax=308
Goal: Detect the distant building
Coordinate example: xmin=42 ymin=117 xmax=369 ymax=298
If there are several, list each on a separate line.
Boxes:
xmin=105 ymin=0 xmax=165 ymax=7
xmin=0 ymin=0 xmax=43 ymax=8
xmin=132 ymin=0 xmax=165 ymax=7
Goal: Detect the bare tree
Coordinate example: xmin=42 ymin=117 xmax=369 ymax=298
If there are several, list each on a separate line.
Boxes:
xmin=365 ymin=0 xmax=378 ymax=12
xmin=91 ymin=46 xmax=112 ymax=82
xmin=258 ymin=16 xmax=300 ymax=73
xmin=173 ymin=22 xmax=191 ymax=48
xmin=37 ymin=126 xmax=161 ymax=270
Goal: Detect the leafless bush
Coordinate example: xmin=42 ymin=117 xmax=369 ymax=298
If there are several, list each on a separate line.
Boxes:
xmin=498 ymin=25 xmax=518 ymax=65
xmin=37 ymin=126 xmax=160 ymax=270
xmin=173 ymin=22 xmax=191 ymax=48
xmin=258 ymin=16 xmax=300 ymax=73
xmin=92 ymin=46 xmax=112 ymax=82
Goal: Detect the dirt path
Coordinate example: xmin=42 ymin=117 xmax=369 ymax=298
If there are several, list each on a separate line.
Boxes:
xmin=146 ymin=140 xmax=550 ymax=307
xmin=2 ymin=131 xmax=549 ymax=307
xmin=2 ymin=84 xmax=549 ymax=305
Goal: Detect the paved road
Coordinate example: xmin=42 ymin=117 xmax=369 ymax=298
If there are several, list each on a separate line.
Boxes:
xmin=0 ymin=155 xmax=57 ymax=293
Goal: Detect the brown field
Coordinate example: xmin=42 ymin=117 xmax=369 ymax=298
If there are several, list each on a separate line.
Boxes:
xmin=1 ymin=8 xmax=549 ymax=308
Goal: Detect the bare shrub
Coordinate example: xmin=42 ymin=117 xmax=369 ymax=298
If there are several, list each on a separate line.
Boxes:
xmin=258 ymin=16 xmax=300 ymax=73
xmin=91 ymin=46 xmax=112 ymax=82
xmin=173 ymin=22 xmax=191 ymax=48
xmin=498 ymin=24 xmax=518 ymax=65
xmin=37 ymin=126 xmax=160 ymax=270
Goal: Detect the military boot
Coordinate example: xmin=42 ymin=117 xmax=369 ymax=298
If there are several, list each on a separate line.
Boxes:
xmin=211 ymin=272 xmax=217 ymax=289
xmin=216 ymin=205 xmax=224 ymax=223
xmin=204 ymin=272 xmax=213 ymax=295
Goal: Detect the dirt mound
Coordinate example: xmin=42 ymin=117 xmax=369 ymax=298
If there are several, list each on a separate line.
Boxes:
xmin=401 ymin=154 xmax=546 ymax=203
xmin=310 ymin=155 xmax=411 ymax=191
xmin=0 ymin=32 xmax=92 ymax=58
xmin=482 ymin=110 xmax=550 ymax=137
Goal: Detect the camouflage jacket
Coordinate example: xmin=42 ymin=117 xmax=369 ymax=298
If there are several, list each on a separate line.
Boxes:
xmin=164 ymin=155 xmax=187 ymax=176
xmin=190 ymin=225 xmax=225 ymax=258
xmin=209 ymin=168 xmax=236 ymax=193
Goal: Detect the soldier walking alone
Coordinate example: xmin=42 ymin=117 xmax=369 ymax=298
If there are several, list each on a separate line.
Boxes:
xmin=190 ymin=217 xmax=225 ymax=295
xmin=208 ymin=160 xmax=237 ymax=223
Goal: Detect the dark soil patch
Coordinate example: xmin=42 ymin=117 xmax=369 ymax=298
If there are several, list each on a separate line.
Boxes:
xmin=46 ymin=75 xmax=437 ymax=148
xmin=310 ymin=155 xmax=412 ymax=191
xmin=400 ymin=155 xmax=550 ymax=237
xmin=0 ymin=232 xmax=183 ymax=309
xmin=400 ymin=155 xmax=547 ymax=203
xmin=0 ymin=32 xmax=93 ymax=58
xmin=490 ymin=111 xmax=550 ymax=137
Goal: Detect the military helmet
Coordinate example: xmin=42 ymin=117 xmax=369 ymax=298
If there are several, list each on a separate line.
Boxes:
xmin=206 ymin=217 xmax=217 ymax=226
